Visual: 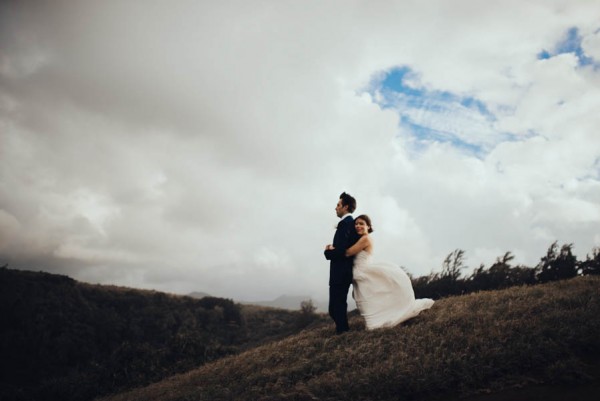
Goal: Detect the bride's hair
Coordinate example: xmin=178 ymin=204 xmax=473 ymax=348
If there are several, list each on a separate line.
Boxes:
xmin=355 ymin=214 xmax=373 ymax=233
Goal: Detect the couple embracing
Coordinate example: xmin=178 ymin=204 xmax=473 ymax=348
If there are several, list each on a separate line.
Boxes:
xmin=324 ymin=192 xmax=434 ymax=334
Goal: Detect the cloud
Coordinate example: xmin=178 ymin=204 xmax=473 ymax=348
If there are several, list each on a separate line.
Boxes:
xmin=1 ymin=0 xmax=600 ymax=303
xmin=582 ymin=29 xmax=600 ymax=61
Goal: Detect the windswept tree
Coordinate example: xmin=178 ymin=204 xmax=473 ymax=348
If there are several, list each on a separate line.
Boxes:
xmin=469 ymin=252 xmax=535 ymax=291
xmin=580 ymin=247 xmax=600 ymax=276
xmin=300 ymin=299 xmax=317 ymax=314
xmin=442 ymin=249 xmax=466 ymax=280
xmin=413 ymin=249 xmax=468 ymax=299
xmin=295 ymin=299 xmax=318 ymax=329
xmin=536 ymin=242 xmax=578 ymax=283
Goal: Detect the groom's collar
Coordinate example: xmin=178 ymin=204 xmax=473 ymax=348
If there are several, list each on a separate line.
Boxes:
xmin=340 ymin=213 xmax=352 ymax=220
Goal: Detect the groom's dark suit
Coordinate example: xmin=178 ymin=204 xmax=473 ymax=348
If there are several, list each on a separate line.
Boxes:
xmin=324 ymin=215 xmax=359 ymax=333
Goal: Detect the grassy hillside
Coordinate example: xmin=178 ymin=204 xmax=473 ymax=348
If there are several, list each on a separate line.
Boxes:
xmin=99 ymin=276 xmax=600 ymax=401
xmin=0 ymin=268 xmax=326 ymax=401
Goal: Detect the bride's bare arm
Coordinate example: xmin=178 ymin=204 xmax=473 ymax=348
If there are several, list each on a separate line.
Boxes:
xmin=345 ymin=236 xmax=370 ymax=257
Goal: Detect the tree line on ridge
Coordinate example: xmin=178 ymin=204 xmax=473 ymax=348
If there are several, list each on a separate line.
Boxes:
xmin=411 ymin=241 xmax=600 ymax=299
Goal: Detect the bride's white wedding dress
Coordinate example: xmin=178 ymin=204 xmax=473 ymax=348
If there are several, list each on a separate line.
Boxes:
xmin=352 ymin=250 xmax=434 ymax=330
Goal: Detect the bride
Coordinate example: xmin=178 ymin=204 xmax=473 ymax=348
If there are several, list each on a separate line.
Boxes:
xmin=334 ymin=214 xmax=434 ymax=330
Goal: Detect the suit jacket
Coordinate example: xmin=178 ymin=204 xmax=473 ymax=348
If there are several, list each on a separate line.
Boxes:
xmin=324 ymin=215 xmax=360 ymax=286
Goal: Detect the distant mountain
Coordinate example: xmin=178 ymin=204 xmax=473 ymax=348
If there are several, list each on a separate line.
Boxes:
xmin=186 ymin=292 xmax=327 ymax=311
xmin=244 ymin=295 xmax=325 ymax=311
xmin=187 ymin=291 xmax=212 ymax=299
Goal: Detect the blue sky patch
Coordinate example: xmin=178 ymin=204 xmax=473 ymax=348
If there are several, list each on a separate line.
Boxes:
xmin=368 ymin=66 xmax=505 ymax=157
xmin=537 ymin=27 xmax=596 ymax=67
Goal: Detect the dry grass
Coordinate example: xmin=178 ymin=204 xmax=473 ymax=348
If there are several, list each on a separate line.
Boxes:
xmin=98 ymin=276 xmax=600 ymax=401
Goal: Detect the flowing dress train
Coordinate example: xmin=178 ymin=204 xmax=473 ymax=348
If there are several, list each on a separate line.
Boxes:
xmin=352 ymin=250 xmax=434 ymax=330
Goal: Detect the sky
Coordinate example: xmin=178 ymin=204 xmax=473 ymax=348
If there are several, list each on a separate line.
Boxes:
xmin=1 ymin=0 xmax=600 ymax=305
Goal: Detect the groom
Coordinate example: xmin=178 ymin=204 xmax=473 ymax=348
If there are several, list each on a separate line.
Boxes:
xmin=324 ymin=192 xmax=359 ymax=334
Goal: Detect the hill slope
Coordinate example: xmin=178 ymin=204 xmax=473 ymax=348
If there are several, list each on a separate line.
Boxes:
xmin=0 ymin=268 xmax=326 ymax=401
xmin=99 ymin=276 xmax=600 ymax=401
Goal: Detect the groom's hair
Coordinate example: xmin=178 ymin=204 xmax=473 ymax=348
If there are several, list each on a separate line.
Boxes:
xmin=339 ymin=192 xmax=357 ymax=213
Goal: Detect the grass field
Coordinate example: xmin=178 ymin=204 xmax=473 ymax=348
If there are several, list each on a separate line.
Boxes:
xmin=98 ymin=276 xmax=600 ymax=401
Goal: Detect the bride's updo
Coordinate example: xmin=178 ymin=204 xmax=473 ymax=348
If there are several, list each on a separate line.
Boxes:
xmin=356 ymin=214 xmax=374 ymax=233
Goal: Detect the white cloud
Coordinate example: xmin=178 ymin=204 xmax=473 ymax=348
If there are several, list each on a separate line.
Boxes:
xmin=1 ymin=0 xmax=599 ymax=303
xmin=582 ymin=30 xmax=600 ymax=60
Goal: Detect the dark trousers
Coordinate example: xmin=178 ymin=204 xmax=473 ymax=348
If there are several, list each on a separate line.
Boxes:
xmin=329 ymin=284 xmax=350 ymax=333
